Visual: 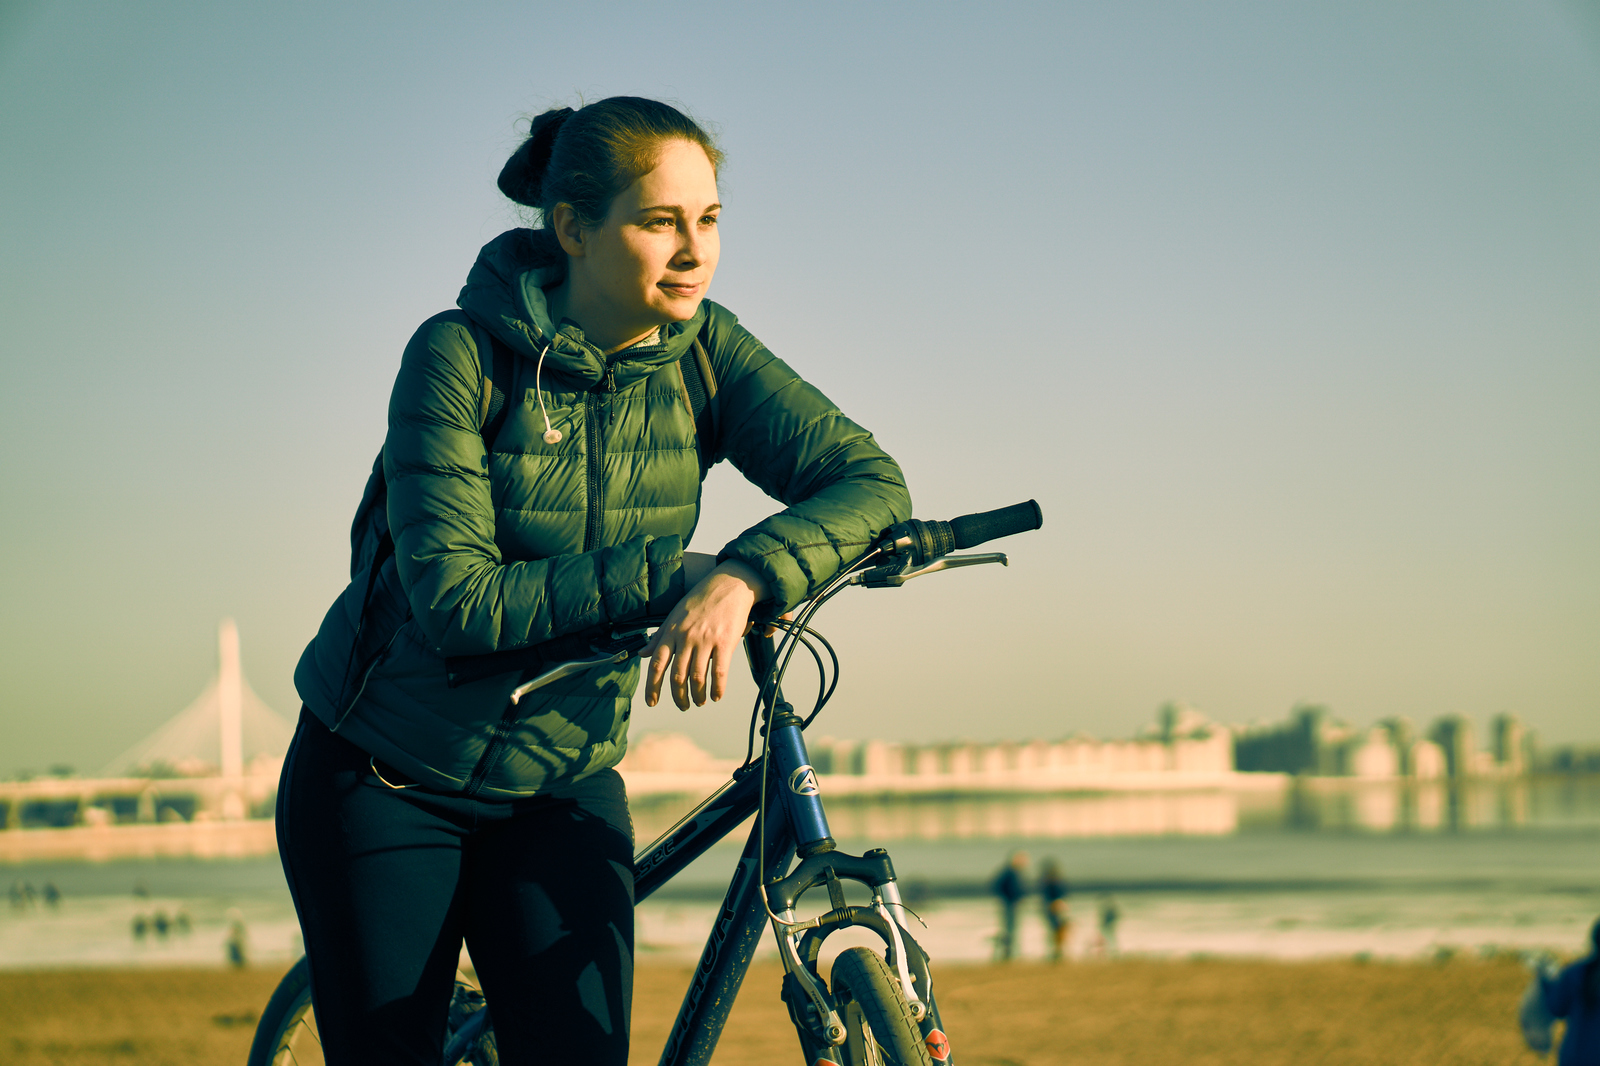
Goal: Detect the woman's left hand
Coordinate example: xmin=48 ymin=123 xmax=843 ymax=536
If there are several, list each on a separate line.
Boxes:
xmin=642 ymin=555 xmax=771 ymax=710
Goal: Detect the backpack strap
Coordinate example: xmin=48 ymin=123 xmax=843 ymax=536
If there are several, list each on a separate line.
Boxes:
xmin=679 ymin=336 xmax=717 ymax=474
xmin=478 ymin=329 xmax=517 ymax=452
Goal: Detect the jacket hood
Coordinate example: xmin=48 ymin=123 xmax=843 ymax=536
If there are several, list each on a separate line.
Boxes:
xmin=457 ymin=228 xmax=704 ymax=389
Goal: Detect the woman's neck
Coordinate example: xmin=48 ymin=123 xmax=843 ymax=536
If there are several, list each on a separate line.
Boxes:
xmin=543 ymin=280 xmax=658 ymax=356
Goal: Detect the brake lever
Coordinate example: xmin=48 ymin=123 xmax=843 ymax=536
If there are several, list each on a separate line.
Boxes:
xmin=509 ymin=629 xmax=651 ymax=704
xmin=846 ymin=552 xmax=1008 ymax=589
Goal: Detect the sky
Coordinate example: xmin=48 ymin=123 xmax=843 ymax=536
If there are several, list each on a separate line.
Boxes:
xmin=1 ymin=0 xmax=1596 ymax=771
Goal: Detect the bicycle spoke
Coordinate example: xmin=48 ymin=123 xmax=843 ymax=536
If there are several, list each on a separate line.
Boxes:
xmin=862 ymin=1019 xmax=882 ymax=1066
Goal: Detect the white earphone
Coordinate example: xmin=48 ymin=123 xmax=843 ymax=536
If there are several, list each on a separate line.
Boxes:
xmin=533 ymin=341 xmax=562 ymax=444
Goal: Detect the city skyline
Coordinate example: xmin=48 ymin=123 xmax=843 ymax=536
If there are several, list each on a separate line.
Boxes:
xmin=0 ymin=617 xmax=1577 ymax=778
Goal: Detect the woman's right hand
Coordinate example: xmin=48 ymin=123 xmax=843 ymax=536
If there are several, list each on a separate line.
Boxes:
xmin=641 ymin=552 xmax=768 ymax=710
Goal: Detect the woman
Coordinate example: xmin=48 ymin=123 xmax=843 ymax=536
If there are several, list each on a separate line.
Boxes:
xmin=277 ymin=97 xmax=910 ymax=1066
xmin=1542 ymin=919 xmax=1600 ymax=1065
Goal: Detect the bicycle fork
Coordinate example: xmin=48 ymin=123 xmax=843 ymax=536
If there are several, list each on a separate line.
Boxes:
xmin=763 ymin=708 xmax=953 ymax=1065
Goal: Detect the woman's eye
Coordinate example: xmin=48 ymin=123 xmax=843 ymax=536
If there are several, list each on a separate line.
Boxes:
xmin=647 ymin=217 xmax=675 ymax=229
xmin=701 ymin=215 xmax=719 ymax=226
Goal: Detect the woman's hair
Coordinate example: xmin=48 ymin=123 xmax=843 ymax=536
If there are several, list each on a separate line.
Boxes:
xmin=498 ymin=97 xmax=723 ymax=240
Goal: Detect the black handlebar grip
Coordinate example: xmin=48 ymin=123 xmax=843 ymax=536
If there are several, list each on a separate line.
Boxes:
xmin=949 ymin=500 xmax=1044 ymax=550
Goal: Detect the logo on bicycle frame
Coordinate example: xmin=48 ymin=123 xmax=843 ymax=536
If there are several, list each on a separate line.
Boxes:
xmin=788 ymin=765 xmax=820 ymax=796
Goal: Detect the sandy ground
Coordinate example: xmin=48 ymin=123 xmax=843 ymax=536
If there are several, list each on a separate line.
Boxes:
xmin=0 ymin=956 xmax=1545 ymax=1066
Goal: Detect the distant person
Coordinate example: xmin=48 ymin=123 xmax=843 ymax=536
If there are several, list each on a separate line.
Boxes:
xmin=1541 ymin=918 xmax=1600 ymax=1066
xmin=131 ymin=913 xmax=148 ymax=940
xmin=225 ymin=908 xmax=249 ymax=968
xmin=991 ymin=851 xmax=1029 ymax=961
xmin=152 ymin=910 xmax=170 ymax=937
xmin=174 ymin=907 xmax=192 ymax=935
xmin=1097 ymin=896 xmax=1121 ymax=957
xmin=1040 ymin=858 xmax=1071 ymax=961
xmin=7 ymin=882 xmax=24 ymax=911
xmin=42 ymin=883 xmax=61 ymax=908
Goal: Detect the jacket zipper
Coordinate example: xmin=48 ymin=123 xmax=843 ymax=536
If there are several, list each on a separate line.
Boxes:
xmin=583 ymin=363 xmax=615 ymax=552
xmin=464 ymin=362 xmax=616 ymax=796
xmin=462 ymin=702 xmax=519 ymax=797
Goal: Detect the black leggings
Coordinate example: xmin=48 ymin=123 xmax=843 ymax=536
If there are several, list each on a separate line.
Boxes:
xmin=276 ymin=709 xmax=635 ymax=1066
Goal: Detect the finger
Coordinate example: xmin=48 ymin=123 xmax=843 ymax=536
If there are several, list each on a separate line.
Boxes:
xmin=671 ymin=645 xmax=692 ymax=711
xmin=710 ymin=641 xmax=731 ymax=703
xmin=646 ymin=642 xmax=673 ymax=708
xmin=690 ymin=643 xmax=710 ymax=707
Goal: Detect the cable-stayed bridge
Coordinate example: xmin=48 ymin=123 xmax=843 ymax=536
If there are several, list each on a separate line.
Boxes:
xmin=0 ymin=620 xmax=293 ymax=861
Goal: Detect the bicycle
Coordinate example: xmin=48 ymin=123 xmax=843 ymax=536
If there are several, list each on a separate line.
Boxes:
xmin=248 ymin=499 xmax=1044 ymax=1066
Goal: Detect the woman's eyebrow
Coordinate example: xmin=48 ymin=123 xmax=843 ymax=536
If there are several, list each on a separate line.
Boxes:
xmin=636 ymin=203 xmax=722 ymax=215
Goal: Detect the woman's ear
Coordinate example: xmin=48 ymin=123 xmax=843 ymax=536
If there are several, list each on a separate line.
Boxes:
xmin=551 ymin=203 xmax=585 ymax=258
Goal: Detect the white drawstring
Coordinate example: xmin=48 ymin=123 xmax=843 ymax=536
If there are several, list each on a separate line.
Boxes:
xmin=534 ymin=341 xmax=562 ymax=444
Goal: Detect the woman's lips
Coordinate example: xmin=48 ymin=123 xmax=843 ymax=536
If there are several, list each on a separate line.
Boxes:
xmin=659 ymin=281 xmax=700 ymax=296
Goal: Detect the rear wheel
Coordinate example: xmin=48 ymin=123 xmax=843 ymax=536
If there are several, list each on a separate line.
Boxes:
xmin=246 ymin=957 xmax=319 ymax=1066
xmin=828 ymin=947 xmax=933 ymax=1066
xmin=246 ymin=957 xmax=497 ymax=1066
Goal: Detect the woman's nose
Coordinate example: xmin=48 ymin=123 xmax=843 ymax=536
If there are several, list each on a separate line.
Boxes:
xmin=673 ymin=225 xmax=703 ymax=267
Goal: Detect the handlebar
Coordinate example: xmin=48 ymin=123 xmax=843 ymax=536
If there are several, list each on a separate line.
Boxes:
xmin=951 ymin=500 xmax=1044 ymax=550
xmin=878 ymin=499 xmax=1043 ymax=565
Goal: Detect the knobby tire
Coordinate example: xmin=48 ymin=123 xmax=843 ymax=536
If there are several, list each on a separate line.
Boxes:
xmin=827 ymin=947 xmax=933 ymax=1066
xmin=246 ymin=957 xmax=319 ymax=1066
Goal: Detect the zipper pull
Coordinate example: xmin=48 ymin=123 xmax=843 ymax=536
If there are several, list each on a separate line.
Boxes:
xmin=604 ymin=364 xmax=617 ymax=425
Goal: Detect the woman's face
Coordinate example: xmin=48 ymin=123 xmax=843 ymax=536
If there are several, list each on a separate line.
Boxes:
xmin=563 ymin=139 xmax=721 ymax=345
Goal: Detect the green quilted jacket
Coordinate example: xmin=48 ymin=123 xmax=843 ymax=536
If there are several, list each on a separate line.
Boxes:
xmin=294 ymin=229 xmax=911 ymax=797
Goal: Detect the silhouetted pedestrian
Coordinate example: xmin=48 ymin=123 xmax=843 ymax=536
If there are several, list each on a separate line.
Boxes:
xmin=1097 ymin=896 xmax=1121 ymax=957
xmin=991 ymin=851 xmax=1029 ymax=961
xmin=1040 ymin=858 xmax=1070 ymax=961
xmin=1541 ymin=917 xmax=1600 ymax=1065
xmin=225 ymin=908 xmax=249 ymax=968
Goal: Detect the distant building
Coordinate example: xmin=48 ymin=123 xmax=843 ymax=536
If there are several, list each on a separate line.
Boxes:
xmin=1534 ymin=742 xmax=1600 ymax=775
xmin=1429 ymin=715 xmax=1475 ymax=778
xmin=1378 ymin=717 xmax=1417 ymax=775
xmin=1233 ymin=705 xmax=1345 ymax=775
xmin=1230 ymin=706 xmax=1535 ymax=780
xmin=803 ymin=701 xmax=1237 ymax=790
xmin=1340 ymin=728 xmax=1399 ymax=778
xmin=1491 ymin=713 xmax=1527 ymax=776
xmin=1410 ymin=740 xmax=1447 ymax=780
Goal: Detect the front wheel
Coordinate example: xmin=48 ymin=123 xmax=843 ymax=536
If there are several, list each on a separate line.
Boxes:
xmin=827 ymin=947 xmax=933 ymax=1066
xmin=245 ymin=957 xmax=497 ymax=1066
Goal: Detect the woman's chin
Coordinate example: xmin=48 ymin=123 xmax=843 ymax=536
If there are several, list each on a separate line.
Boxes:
xmin=654 ymin=296 xmax=705 ymax=323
